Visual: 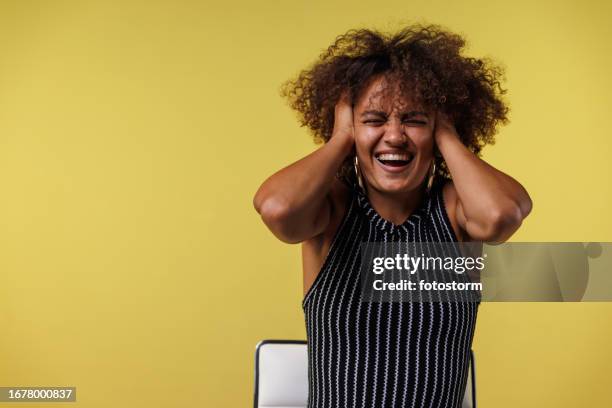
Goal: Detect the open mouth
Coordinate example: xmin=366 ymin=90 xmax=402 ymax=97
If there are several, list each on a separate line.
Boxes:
xmin=375 ymin=152 xmax=414 ymax=168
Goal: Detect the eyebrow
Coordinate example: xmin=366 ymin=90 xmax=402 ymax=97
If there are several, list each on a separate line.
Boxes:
xmin=360 ymin=109 xmax=429 ymax=118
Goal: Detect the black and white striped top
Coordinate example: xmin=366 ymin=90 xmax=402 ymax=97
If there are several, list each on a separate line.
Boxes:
xmin=302 ymin=183 xmax=479 ymax=408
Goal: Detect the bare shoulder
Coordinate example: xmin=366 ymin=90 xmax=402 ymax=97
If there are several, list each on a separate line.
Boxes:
xmin=301 ymin=178 xmax=352 ymax=296
xmin=441 ymin=180 xmax=467 ymax=242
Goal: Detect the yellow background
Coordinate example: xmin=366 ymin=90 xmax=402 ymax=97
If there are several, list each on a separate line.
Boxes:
xmin=0 ymin=0 xmax=610 ymax=406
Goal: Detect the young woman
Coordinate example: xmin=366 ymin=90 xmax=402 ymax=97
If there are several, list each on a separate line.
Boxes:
xmin=254 ymin=24 xmax=531 ymax=408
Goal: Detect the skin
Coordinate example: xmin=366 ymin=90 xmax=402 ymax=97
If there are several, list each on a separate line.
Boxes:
xmin=352 ymin=76 xmax=436 ymax=226
xmin=253 ymin=74 xmax=532 ymax=297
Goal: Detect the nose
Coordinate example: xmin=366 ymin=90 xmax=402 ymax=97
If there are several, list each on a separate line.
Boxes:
xmin=383 ymin=118 xmax=408 ymax=146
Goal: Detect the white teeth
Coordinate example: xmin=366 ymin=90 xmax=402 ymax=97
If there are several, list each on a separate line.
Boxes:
xmin=376 ymin=153 xmax=411 ymax=161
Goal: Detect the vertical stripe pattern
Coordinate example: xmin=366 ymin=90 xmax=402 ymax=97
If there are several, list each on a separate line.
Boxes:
xmin=302 ymin=183 xmax=479 ymax=408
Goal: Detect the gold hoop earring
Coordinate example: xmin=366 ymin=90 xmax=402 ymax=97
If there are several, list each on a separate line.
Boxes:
xmin=426 ymin=161 xmax=436 ymax=193
xmin=354 ymin=155 xmax=365 ymax=191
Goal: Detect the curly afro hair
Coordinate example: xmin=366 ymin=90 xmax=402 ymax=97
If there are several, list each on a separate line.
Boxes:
xmin=280 ymin=22 xmax=510 ymax=187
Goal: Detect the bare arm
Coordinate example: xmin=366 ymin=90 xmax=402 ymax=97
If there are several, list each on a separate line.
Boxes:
xmin=253 ymin=92 xmax=354 ymax=243
xmin=435 ymin=112 xmax=532 ymax=243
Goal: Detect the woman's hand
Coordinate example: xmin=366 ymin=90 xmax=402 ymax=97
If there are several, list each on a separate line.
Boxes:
xmin=332 ymin=90 xmax=355 ymax=144
xmin=433 ymin=110 xmax=532 ymax=243
xmin=433 ymin=111 xmax=458 ymax=143
xmin=253 ymin=90 xmax=355 ymax=244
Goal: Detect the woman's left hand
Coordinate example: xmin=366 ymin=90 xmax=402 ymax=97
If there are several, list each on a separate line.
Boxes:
xmin=433 ymin=111 xmax=459 ymax=144
xmin=432 ymin=110 xmax=532 ymax=243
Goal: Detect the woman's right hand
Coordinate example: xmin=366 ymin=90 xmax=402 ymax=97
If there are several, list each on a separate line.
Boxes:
xmin=331 ymin=90 xmax=355 ymax=143
xmin=254 ymin=89 xmax=355 ymax=244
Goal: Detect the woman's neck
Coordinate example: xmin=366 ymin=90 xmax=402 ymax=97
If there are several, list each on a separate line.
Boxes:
xmin=365 ymin=184 xmax=425 ymax=226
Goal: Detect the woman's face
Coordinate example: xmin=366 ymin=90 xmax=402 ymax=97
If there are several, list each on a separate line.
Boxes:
xmin=353 ymin=75 xmax=436 ymax=195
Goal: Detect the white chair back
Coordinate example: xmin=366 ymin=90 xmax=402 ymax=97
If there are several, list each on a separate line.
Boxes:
xmin=254 ymin=340 xmax=308 ymax=408
xmin=254 ymin=339 xmax=476 ymax=408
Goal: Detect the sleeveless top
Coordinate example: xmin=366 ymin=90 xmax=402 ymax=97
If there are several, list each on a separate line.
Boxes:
xmin=302 ymin=183 xmax=480 ymax=408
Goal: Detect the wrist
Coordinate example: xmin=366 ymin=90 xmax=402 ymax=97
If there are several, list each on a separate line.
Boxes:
xmin=329 ymin=131 xmax=354 ymax=156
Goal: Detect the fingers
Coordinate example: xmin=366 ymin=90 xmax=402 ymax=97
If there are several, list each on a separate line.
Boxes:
xmin=332 ymin=89 xmax=355 ymax=141
xmin=436 ymin=110 xmax=454 ymax=126
xmin=434 ymin=110 xmax=456 ymax=133
xmin=433 ymin=110 xmax=459 ymax=145
xmin=338 ymin=89 xmax=351 ymax=106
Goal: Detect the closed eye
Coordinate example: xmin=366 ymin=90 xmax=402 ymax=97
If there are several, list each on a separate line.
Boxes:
xmin=363 ymin=120 xmax=427 ymax=125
